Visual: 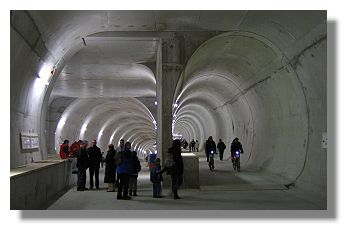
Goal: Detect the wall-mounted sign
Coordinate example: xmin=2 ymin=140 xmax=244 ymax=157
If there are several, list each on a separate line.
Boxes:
xmin=321 ymin=132 xmax=327 ymax=149
xmin=20 ymin=132 xmax=39 ymax=150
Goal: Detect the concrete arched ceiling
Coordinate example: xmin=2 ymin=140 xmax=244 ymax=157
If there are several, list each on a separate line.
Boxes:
xmin=55 ymin=97 xmax=156 ymax=155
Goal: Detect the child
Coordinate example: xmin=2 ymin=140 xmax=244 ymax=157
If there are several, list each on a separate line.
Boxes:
xmin=150 ymin=158 xmax=163 ymax=198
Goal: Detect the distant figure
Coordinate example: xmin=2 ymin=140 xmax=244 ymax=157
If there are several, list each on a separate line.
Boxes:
xmin=87 ymin=140 xmax=103 ymax=190
xmin=161 ymin=139 xmax=184 ymax=199
xmin=150 ymin=158 xmax=163 ymax=198
xmin=101 ymin=152 xmax=105 ymax=168
xmin=183 ymin=140 xmax=188 ymax=150
xmin=205 ymin=136 xmax=216 ymax=162
xmin=104 ymin=144 xmax=117 ymax=192
xmin=77 ymin=140 xmax=89 ymax=191
xmin=190 ymin=139 xmax=196 ymax=152
xmin=195 ymin=140 xmax=199 ymax=152
xmin=217 ymin=139 xmax=226 ymax=161
xmin=59 ymin=139 xmax=70 ymax=159
xmin=114 ymin=139 xmax=125 ymax=188
xmin=129 ymin=150 xmax=141 ymax=196
xmin=116 ymin=142 xmax=133 ymax=200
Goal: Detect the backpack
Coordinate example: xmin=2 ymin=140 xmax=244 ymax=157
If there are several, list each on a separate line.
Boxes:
xmin=136 ymin=160 xmax=141 ymax=172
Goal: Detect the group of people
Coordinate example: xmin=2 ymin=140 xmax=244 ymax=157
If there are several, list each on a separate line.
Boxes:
xmin=204 ymin=136 xmax=244 ymax=169
xmin=60 ymin=139 xmax=103 ymax=190
xmin=181 ymin=139 xmax=200 ymax=152
xmin=60 ymin=138 xmax=185 ymax=200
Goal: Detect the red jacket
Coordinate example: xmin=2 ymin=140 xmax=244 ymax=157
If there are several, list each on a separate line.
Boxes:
xmin=60 ymin=144 xmax=69 ymax=159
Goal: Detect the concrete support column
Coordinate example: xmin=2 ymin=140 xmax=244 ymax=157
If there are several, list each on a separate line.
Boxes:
xmin=156 ymin=34 xmax=182 ymax=163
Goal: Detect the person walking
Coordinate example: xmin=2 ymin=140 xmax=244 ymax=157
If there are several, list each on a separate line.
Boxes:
xmin=128 ymin=150 xmax=141 ymax=196
xmin=217 ymin=139 xmax=226 ymax=161
xmin=76 ymin=140 xmax=89 ymax=191
xmin=87 ymin=140 xmax=103 ymax=190
xmin=190 ymin=139 xmax=196 ymax=152
xmin=195 ymin=140 xmax=199 ymax=152
xmin=161 ymin=139 xmax=184 ymax=199
xmin=104 ymin=144 xmax=117 ymax=192
xmin=116 ymin=142 xmax=133 ymax=200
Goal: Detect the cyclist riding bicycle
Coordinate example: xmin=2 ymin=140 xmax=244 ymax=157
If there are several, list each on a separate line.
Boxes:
xmin=230 ymin=138 xmax=244 ymax=172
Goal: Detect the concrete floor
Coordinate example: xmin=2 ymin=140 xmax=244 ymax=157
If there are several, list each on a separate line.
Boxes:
xmin=48 ymin=152 xmax=322 ymax=210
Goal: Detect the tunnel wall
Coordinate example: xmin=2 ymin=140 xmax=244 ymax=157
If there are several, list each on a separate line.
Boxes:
xmin=10 ymin=24 xmax=48 ymax=167
xmin=173 ymin=12 xmax=326 ymax=196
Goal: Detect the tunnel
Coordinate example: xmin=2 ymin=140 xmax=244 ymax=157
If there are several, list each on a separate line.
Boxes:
xmin=10 ymin=10 xmax=327 ymax=210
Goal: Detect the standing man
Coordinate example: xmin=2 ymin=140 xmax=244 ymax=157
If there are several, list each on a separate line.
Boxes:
xmin=195 ymin=140 xmax=199 ymax=152
xmin=217 ymin=139 xmax=226 ymax=161
xmin=129 ymin=150 xmax=141 ymax=196
xmin=190 ymin=139 xmax=196 ymax=152
xmin=116 ymin=142 xmax=133 ymax=200
xmin=77 ymin=140 xmax=89 ymax=191
xmin=87 ymin=140 xmax=103 ymax=190
xmin=115 ymin=139 xmax=125 ymax=188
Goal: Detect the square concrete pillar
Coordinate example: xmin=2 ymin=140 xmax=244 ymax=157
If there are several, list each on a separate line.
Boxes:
xmin=156 ymin=35 xmax=200 ymax=189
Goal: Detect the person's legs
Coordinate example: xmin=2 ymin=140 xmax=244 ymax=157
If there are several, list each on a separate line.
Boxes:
xmin=153 ymin=183 xmax=157 ymax=197
xmin=131 ymin=176 xmax=137 ymax=196
xmin=89 ymin=167 xmax=94 ymax=189
xmin=70 ymin=158 xmax=78 ymax=173
xmin=220 ymin=151 xmax=224 ymax=160
xmin=128 ymin=175 xmax=136 ymax=196
xmin=82 ymin=169 xmax=87 ymax=189
xmin=77 ymin=170 xmax=83 ymax=190
xmin=116 ymin=174 xmax=123 ymax=199
xmin=94 ymin=167 xmax=100 ymax=189
xmin=171 ymin=175 xmax=180 ymax=199
xmin=122 ymin=174 xmax=131 ymax=199
xmin=116 ymin=174 xmax=121 ymax=188
xmin=156 ymin=182 xmax=161 ymax=197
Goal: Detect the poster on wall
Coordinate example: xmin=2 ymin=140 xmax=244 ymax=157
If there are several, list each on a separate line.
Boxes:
xmin=20 ymin=132 xmax=39 ymax=150
xmin=20 ymin=135 xmax=31 ymax=150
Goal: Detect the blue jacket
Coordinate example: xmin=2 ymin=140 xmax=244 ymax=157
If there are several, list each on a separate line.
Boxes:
xmin=150 ymin=164 xmax=162 ymax=183
xmin=116 ymin=149 xmax=133 ymax=175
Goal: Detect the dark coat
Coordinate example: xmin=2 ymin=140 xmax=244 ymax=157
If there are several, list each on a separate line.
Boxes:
xmin=87 ymin=145 xmax=102 ymax=168
xmin=168 ymin=146 xmax=184 ymax=176
xmin=217 ymin=142 xmax=226 ymax=152
xmin=104 ymin=149 xmax=117 ymax=183
xmin=205 ymin=140 xmax=216 ymax=153
xmin=130 ymin=152 xmax=141 ymax=176
xmin=77 ymin=147 xmax=89 ymax=171
xmin=231 ymin=142 xmax=244 ymax=155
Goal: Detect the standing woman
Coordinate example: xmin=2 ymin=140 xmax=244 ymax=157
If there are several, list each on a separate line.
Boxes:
xmin=104 ymin=144 xmax=117 ymax=192
xmin=162 ymin=139 xmax=184 ymax=199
